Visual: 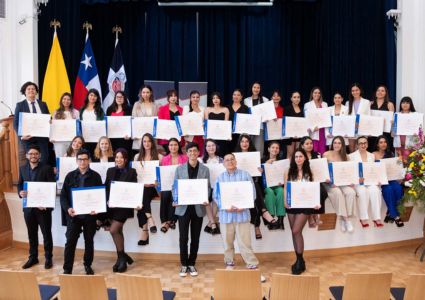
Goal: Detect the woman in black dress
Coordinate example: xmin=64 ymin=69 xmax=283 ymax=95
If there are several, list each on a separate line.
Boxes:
xmin=105 ymin=148 xmax=138 ymax=272
xmin=284 ymin=91 xmax=304 ymax=159
xmin=228 ymin=89 xmax=250 ymax=154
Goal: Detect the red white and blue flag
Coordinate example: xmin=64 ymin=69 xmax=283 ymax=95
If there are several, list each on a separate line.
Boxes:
xmin=73 ymin=33 xmax=102 ymax=109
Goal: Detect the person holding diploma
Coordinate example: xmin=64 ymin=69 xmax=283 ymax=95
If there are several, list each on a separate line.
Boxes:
xmin=204 ymin=92 xmax=230 ymax=156
xmin=18 ymin=144 xmax=55 ymax=269
xmin=159 ymin=138 xmax=188 ymax=233
xmin=65 ymin=136 xmax=85 ymax=157
xmin=183 ymin=90 xmax=205 ymax=156
xmin=60 ymin=148 xmax=103 ymax=275
xmin=284 ymin=148 xmax=319 ymax=275
xmin=304 ymin=87 xmax=328 ymax=155
xmin=393 ymin=96 xmax=417 ymax=163
xmin=105 ymin=148 xmax=137 ymax=272
xmin=373 ymin=135 xmax=404 ymax=227
xmin=134 ymin=133 xmax=163 ymax=245
xmin=323 ymin=136 xmax=357 ymax=233
xmin=284 ymin=91 xmax=304 ymax=159
xmin=13 ymin=82 xmax=51 ymax=165
xmin=326 ymin=92 xmax=349 ymax=147
xmin=92 ymin=136 xmax=114 ymax=162
xmin=228 ymin=89 xmax=250 ymax=155
xmin=106 ymin=91 xmax=132 ymax=155
xmin=348 ymin=136 xmax=384 ymax=228
xmin=172 ymin=142 xmax=211 ymax=277
xmin=269 ymin=90 xmax=286 ymax=158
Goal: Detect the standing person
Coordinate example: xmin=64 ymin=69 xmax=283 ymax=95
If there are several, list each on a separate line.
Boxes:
xmin=213 ymin=153 xmax=265 ymax=282
xmin=105 ymin=148 xmax=138 ymax=272
xmin=92 ymin=136 xmax=114 ymax=162
xmin=304 ymin=87 xmax=328 ymax=155
xmin=284 ymin=148 xmax=319 ymax=275
xmin=183 ymin=90 xmax=205 ymax=156
xmin=51 ymin=92 xmax=80 ymax=157
xmin=394 ymin=96 xmax=417 ymax=163
xmin=106 ymin=91 xmax=132 ymax=155
xmin=284 ymin=91 xmax=303 ymax=159
xmin=269 ymin=90 xmax=286 ymax=158
xmin=326 ymin=92 xmax=349 ymax=147
xmin=172 ymin=142 xmax=210 ymax=277
xmin=244 ymin=82 xmax=270 ymax=155
xmin=18 ymin=144 xmax=55 ymax=269
xmin=14 ymin=82 xmax=51 ymax=165
xmin=60 ymin=148 xmax=103 ymax=275
xmin=228 ymin=89 xmax=250 ymax=154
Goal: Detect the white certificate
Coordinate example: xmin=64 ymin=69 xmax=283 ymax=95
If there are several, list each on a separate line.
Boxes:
xmin=156 ymin=165 xmax=178 ymax=191
xmin=233 ymin=113 xmax=261 ymax=136
xmin=131 ymin=160 xmax=159 ymax=184
xmin=57 ymin=157 xmax=78 ymax=183
xmin=80 ymin=120 xmax=107 ymax=143
xmin=309 ymin=158 xmax=331 ymax=183
xmin=395 ymin=112 xmax=424 ymax=135
xmin=106 ymin=116 xmax=132 ymax=138
xmin=23 ymin=182 xmax=56 ymax=208
xmin=360 ymin=162 xmax=389 ymax=185
xmin=50 ymin=119 xmax=78 ymax=142
xmin=380 ymin=157 xmax=404 ymax=181
xmin=205 ymin=120 xmax=232 ymax=140
xmin=371 ymin=110 xmax=394 ymax=133
xmin=305 ymin=107 xmax=332 ymax=129
xmin=131 ymin=117 xmax=156 ymax=139
xmin=331 ymin=115 xmax=356 ymax=138
xmin=329 ymin=161 xmax=359 ymax=186
xmin=89 ymin=162 xmax=115 ymax=184
xmin=250 ymin=101 xmax=277 ymax=122
xmin=219 ymin=181 xmax=254 ymax=209
xmin=233 ymin=152 xmax=261 ymax=177
xmin=176 ymin=112 xmax=204 ymax=136
xmin=286 ymin=181 xmax=320 ymax=208
xmin=153 ymin=119 xmax=181 ymax=141
xmin=204 ymin=163 xmax=226 ymax=188
xmin=357 ymin=115 xmax=384 ymax=137
xmin=282 ymin=117 xmax=309 ymax=138
xmin=264 ymin=119 xmax=283 ymax=141
xmin=262 ymin=159 xmax=289 ymax=188
xmin=177 ymin=179 xmax=208 ymax=205
xmin=18 ymin=112 xmax=51 ymax=137
xmin=108 ymin=181 xmax=144 ymax=208
xmin=71 ymin=186 xmax=107 ymax=215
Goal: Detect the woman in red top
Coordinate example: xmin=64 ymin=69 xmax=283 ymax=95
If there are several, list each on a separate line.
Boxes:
xmin=271 ymin=90 xmax=284 ymax=118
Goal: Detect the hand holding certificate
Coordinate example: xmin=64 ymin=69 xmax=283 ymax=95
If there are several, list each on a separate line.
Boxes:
xmin=153 ymin=119 xmax=180 ymax=141
xmin=205 ymin=120 xmax=232 ymax=140
xmin=50 ymin=119 xmax=78 ymax=142
xmin=71 ymin=186 xmax=106 ymax=215
xmin=309 ymin=158 xmax=331 ymax=183
xmin=250 ymin=101 xmax=277 ymax=122
xmin=379 ymin=157 xmax=404 ymax=181
xmin=89 ymin=162 xmax=115 ymax=184
xmin=233 ymin=152 xmax=261 ymax=177
xmin=18 ymin=112 xmax=51 ymax=137
xmin=108 ymin=181 xmax=144 ymax=208
xmin=177 ymin=179 xmax=208 ymax=205
xmin=219 ymin=181 xmax=254 ymax=209
xmin=305 ymin=107 xmax=332 ymax=129
xmin=282 ymin=117 xmax=309 ymax=138
xmin=156 ymin=165 xmax=178 ymax=191
xmin=329 ymin=161 xmax=359 ymax=186
xmin=286 ymin=182 xmax=320 ymax=208
xmin=394 ymin=112 xmax=424 ymax=135
xmin=331 ymin=115 xmax=356 ymax=138
xmin=80 ymin=120 xmax=107 ymax=143
xmin=356 ymin=115 xmax=384 ymax=137
xmin=23 ymin=182 xmax=56 ymax=208
xmin=131 ymin=117 xmax=156 ymax=139
xmin=233 ymin=113 xmax=261 ymax=136
xmin=176 ymin=113 xmax=204 ymax=136
xmin=262 ymin=159 xmax=289 ymax=188
xmin=106 ymin=116 xmax=132 ymax=138
xmin=264 ymin=119 xmax=283 ymax=141
xmin=360 ymin=162 xmax=389 ymax=185
xmin=131 ymin=160 xmax=160 ymax=184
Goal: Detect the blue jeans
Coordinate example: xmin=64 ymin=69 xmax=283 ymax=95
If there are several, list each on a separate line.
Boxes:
xmin=381 ymin=180 xmax=403 ymax=218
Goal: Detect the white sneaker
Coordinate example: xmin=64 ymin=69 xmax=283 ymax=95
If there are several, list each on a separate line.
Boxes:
xmin=179 ymin=266 xmax=188 ymax=277
xmin=260 ymin=275 xmax=266 ymax=283
xmin=345 ymin=220 xmax=354 ymax=233
xmin=225 ymin=261 xmax=235 ymax=270
xmin=188 ymin=265 xmax=198 ymax=277
xmin=339 ymin=219 xmax=347 ymax=233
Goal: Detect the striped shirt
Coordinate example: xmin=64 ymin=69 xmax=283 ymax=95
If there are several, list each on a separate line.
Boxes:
xmin=213 ymin=168 xmax=256 ymax=224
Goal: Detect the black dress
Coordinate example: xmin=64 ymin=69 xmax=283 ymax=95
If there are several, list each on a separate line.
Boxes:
xmin=106 ymin=107 xmax=133 ymax=156
xmin=369 ymin=101 xmax=394 ymax=153
xmin=208 ymin=112 xmax=228 ymax=156
xmin=285 ymin=178 xmax=316 ymax=215
xmin=228 ymin=104 xmax=250 ymax=152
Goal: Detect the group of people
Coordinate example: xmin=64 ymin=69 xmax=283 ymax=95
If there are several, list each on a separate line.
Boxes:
xmin=14 ymin=80 xmax=416 ymax=277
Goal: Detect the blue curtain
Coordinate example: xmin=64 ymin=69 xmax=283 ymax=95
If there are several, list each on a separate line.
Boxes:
xmin=38 ymin=0 xmax=396 ymax=106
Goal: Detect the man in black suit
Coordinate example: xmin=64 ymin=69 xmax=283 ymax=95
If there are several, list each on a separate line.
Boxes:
xmin=13 ymin=82 xmax=51 ymax=165
xmin=18 ymin=144 xmax=56 ymax=269
xmin=60 ymin=148 xmax=103 ymax=275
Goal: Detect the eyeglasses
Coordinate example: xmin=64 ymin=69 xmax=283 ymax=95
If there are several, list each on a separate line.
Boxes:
xmin=77 ymin=158 xmax=89 ymax=162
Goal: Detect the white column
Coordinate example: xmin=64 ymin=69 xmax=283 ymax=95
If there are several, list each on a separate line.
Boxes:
xmin=396 ymin=0 xmax=425 ymax=115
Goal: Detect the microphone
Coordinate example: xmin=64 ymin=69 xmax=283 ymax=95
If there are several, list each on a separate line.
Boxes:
xmin=0 ymin=101 xmax=14 ymax=116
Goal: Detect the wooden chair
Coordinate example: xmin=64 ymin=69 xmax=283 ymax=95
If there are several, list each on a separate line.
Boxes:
xmin=329 ymin=272 xmax=392 ymax=300
xmin=212 ymin=269 xmax=262 ymax=300
xmin=115 ymin=273 xmax=176 ymax=300
xmin=58 ymin=274 xmax=116 ymax=300
xmin=269 ymin=273 xmax=319 ymax=300
xmin=0 ymin=270 xmax=59 ymax=300
xmin=390 ymin=274 xmax=425 ymax=300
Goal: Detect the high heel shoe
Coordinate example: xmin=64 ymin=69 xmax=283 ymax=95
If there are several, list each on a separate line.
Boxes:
xmin=384 ymin=215 xmax=394 ymax=223
xmin=147 ymin=216 xmax=157 ymax=233
xmin=359 ymin=220 xmax=369 ymax=228
xmin=373 ymin=220 xmax=384 ymax=227
xmin=124 ymin=252 xmax=134 ymax=265
xmin=137 ymin=229 xmax=149 ymax=245
xmin=255 ymin=227 xmax=262 ymax=239
xmin=394 ymin=217 xmax=404 ymax=227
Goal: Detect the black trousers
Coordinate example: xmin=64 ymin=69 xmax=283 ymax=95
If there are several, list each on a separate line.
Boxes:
xmin=178 ymin=206 xmax=203 ymax=267
xmin=23 ymin=208 xmax=53 ymax=260
xmin=250 ymin=179 xmax=265 ymax=227
xmin=63 ymin=216 xmax=97 ymax=272
xmin=137 ymin=186 xmax=158 ymax=227
xmin=160 ymin=191 xmax=177 ymax=223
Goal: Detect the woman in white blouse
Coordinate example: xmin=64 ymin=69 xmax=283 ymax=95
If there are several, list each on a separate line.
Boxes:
xmin=326 ymin=92 xmax=349 ymax=146
xmin=183 ymin=90 xmax=205 ymax=156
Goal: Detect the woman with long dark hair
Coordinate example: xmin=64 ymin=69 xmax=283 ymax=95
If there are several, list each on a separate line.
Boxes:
xmin=284 ymin=91 xmax=304 ymax=159
xmin=204 ymin=92 xmax=230 ymax=156
xmin=79 ymin=89 xmax=104 ymax=155
xmin=304 ymin=87 xmax=328 ymax=155
xmin=65 ymin=136 xmax=85 ymax=157
xmin=394 ymin=96 xmax=417 ymax=163
xmin=228 ymin=89 xmax=250 ymax=154
xmin=106 ymin=91 xmax=132 ymax=155
xmin=183 ymin=90 xmax=205 ymax=156
xmin=157 ymin=89 xmax=183 ymax=153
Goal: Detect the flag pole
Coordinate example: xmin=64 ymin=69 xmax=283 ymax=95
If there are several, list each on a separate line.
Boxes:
xmin=83 ymin=21 xmax=93 ymax=40
xmin=49 ymin=19 xmax=61 ymax=34
xmin=112 ymin=25 xmax=122 ymax=46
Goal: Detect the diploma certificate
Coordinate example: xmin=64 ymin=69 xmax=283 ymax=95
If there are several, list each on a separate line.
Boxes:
xmin=262 ymin=159 xmax=289 ymax=188
xmin=305 ymin=107 xmax=332 ymax=129
xmin=71 ymin=186 xmax=107 ymax=215
xmin=357 ymin=115 xmax=384 ymax=137
xmin=233 ymin=113 xmax=261 ymax=136
xmin=80 ymin=120 xmax=107 ymax=143
xmin=286 ymin=181 xmax=320 ymax=208
xmin=204 ymin=163 xmax=226 ymax=188
xmin=50 ymin=119 xmax=78 ymax=142
xmin=89 ymin=162 xmax=115 ymax=184
xmin=250 ymin=101 xmax=277 ymax=122
xmin=23 ymin=182 xmax=56 ymax=208
xmin=131 ymin=160 xmax=160 ymax=184
xmin=380 ymin=157 xmax=405 ymax=181
xmin=131 ymin=117 xmax=156 ymax=139
xmin=205 ymin=120 xmax=232 ymax=140
xmin=18 ymin=112 xmax=51 ymax=137
xmin=176 ymin=113 xmax=204 ymax=136
xmin=309 ymin=158 xmax=331 ymax=183
xmin=264 ymin=119 xmax=283 ymax=141
xmin=156 ymin=165 xmax=178 ymax=191
xmin=108 ymin=181 xmax=144 ymax=208
xmin=106 ymin=116 xmax=132 ymax=138
xmin=360 ymin=162 xmax=389 ymax=185
xmin=57 ymin=157 xmax=78 ymax=183
xmin=282 ymin=117 xmax=309 ymax=138
xmin=233 ymin=152 xmax=261 ymax=177
xmin=331 ymin=115 xmax=356 ymax=138
xmin=329 ymin=161 xmax=359 ymax=186
xmin=219 ymin=181 xmax=254 ymax=209
xmin=177 ymin=179 xmax=208 ymax=205
xmin=394 ymin=112 xmax=424 ymax=136
xmin=371 ymin=110 xmax=394 ymax=133
xmin=153 ymin=119 xmax=181 ymax=141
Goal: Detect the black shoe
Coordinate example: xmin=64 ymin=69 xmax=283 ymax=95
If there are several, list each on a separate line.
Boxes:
xmin=291 ymin=257 xmax=306 ymax=275
xmin=116 ymin=252 xmax=127 ymax=273
xmin=169 ymin=221 xmax=176 ymax=230
xmin=384 ymin=215 xmax=395 ymax=223
xmin=124 ymin=253 xmax=134 ymax=265
xmin=278 ymin=216 xmax=285 ymax=230
xmin=137 ymin=238 xmax=149 ymax=246
xmin=84 ymin=265 xmax=95 ymax=275
xmin=112 ymin=256 xmax=120 ymax=272
xmin=211 ymin=224 xmax=221 ymax=235
xmin=204 ymin=224 xmax=213 ymax=234
xmin=63 ymin=269 xmax=72 ymax=274
xmin=22 ymin=258 xmax=39 ymax=269
xmin=44 ymin=258 xmax=53 ymax=269
xmin=395 ymin=217 xmax=405 ymax=227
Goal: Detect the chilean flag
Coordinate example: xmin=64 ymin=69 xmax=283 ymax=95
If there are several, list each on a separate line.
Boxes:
xmin=73 ymin=33 xmax=102 ymax=109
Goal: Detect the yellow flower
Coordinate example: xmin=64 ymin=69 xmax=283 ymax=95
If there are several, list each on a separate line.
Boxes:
xmin=409 ymin=151 xmax=417 ymax=157
xmin=409 ymin=162 xmax=415 ymax=169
